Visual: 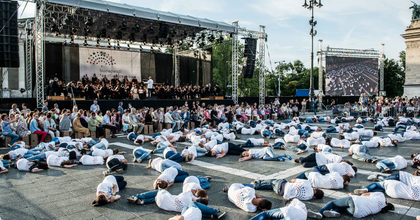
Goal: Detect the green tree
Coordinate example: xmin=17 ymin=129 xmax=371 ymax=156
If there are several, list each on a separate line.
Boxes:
xmin=383 ymin=57 xmax=405 ymax=97
xmin=399 ymin=50 xmax=406 ymax=70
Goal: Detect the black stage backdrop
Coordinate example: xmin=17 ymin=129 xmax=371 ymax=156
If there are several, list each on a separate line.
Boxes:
xmin=180 ymin=56 xmax=198 ymax=86
xmin=154 ymin=53 xmax=173 ymax=85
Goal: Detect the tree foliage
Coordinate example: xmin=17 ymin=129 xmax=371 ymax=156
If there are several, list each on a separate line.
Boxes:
xmin=382 ymin=51 xmax=405 ymax=97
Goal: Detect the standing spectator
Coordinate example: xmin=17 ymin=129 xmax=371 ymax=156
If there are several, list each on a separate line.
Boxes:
xmin=43 ymin=113 xmax=60 ymax=138
xmin=30 ymin=113 xmax=48 ymax=142
xmin=301 ymin=99 xmax=307 ymax=115
xmin=144 ymin=76 xmax=154 ymax=97
xmin=1 ymin=114 xmax=18 ymax=146
xmin=102 ymin=111 xmax=118 ymax=138
xmin=118 ymin=102 xmax=124 ymax=115
xmin=42 ymin=101 xmax=48 ymax=112
xmin=312 ymin=99 xmax=318 ymax=115
xmin=90 ymin=100 xmax=100 ymax=113
xmin=9 ymin=104 xmax=20 ymax=115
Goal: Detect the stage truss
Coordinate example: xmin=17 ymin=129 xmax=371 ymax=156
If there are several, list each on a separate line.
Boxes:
xmin=29 ymin=0 xmax=266 ymax=107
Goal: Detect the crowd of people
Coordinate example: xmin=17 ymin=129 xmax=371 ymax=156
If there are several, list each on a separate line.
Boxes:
xmin=46 ymin=74 xmax=222 ymax=100
xmin=1 ymin=94 xmax=420 ymax=219
xmin=326 ymin=57 xmax=379 ymax=96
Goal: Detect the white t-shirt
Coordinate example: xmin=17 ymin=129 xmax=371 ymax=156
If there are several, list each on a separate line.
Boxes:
xmin=96 ymin=175 xmax=119 ymax=197
xmin=204 ymin=140 xmax=217 ymax=150
xmin=399 ymin=171 xmax=420 ymax=186
xmin=153 ymin=167 xmax=178 ymax=189
xmin=106 ymin=155 xmax=125 ymax=163
xmin=8 ymin=148 xmax=28 ymax=158
xmin=249 ymin=147 xmax=269 ymax=159
xmin=317 ymin=144 xmax=332 ymax=153
xmin=315 ymin=153 xmax=342 ymax=166
xmin=307 ymin=172 xmax=344 ymax=189
xmin=284 ymin=134 xmax=300 ymax=143
xmin=100 ymin=138 xmax=110 ymax=148
xmin=47 ymin=155 xmax=69 ymax=167
xmin=182 ymin=146 xmax=198 ymax=160
xmin=391 ymin=155 xmax=407 ymax=170
xmin=326 ymin=162 xmax=355 ymax=177
xmin=16 ymin=159 xmax=33 ymax=171
xmin=80 ymin=155 xmax=104 ymax=165
xmin=241 ymin=128 xmax=255 ymax=135
xmin=310 ymin=132 xmax=324 ymax=138
xmin=227 ymin=183 xmax=257 ymax=212
xmin=156 ymin=190 xmax=192 ymax=212
xmin=284 ymin=179 xmax=314 ymax=200
xmin=182 ymin=206 xmax=202 ymax=220
xmin=331 ymin=138 xmax=350 ymax=148
xmin=212 ymin=143 xmax=229 ymax=154
xmin=92 ymin=149 xmax=113 ymax=157
xmin=383 ymin=180 xmax=420 ymax=201
xmin=344 ymin=132 xmax=359 ymax=141
xmin=151 ymin=157 xmax=163 ymax=172
xmin=352 ymin=192 xmax=386 ymax=218
xmin=280 ymin=198 xmax=307 ymax=220
xmin=307 ymin=137 xmax=325 ymax=146
xmin=248 ymin=138 xmax=265 ymax=146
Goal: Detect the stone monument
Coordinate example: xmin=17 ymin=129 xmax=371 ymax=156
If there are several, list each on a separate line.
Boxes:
xmin=401 ymin=2 xmax=420 ymax=98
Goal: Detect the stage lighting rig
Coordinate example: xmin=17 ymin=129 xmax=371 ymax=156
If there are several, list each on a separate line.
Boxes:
xmin=84 ymin=27 xmax=92 ymax=36
xmin=170 ymin=30 xmax=177 ymax=37
xmin=120 ymin=19 xmax=127 ymax=31
xmin=133 ymin=22 xmax=140 ymax=33
xmin=148 ymin=23 xmax=154 ymax=34
xmin=85 ymin=16 xmax=93 ymax=26
xmin=106 ymin=18 xmax=113 ymax=28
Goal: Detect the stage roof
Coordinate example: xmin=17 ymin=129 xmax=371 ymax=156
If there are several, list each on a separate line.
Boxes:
xmin=46 ymin=0 xmax=235 ymax=33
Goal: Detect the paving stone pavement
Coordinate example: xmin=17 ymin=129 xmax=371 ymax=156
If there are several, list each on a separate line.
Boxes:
xmin=0 ymin=115 xmax=419 ymax=220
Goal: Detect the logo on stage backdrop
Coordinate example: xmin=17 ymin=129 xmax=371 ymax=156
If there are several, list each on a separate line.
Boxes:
xmin=86 ymin=52 xmax=117 ymax=66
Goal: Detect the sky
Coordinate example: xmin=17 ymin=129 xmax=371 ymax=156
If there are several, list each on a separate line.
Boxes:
xmin=18 ymin=0 xmax=413 ymax=69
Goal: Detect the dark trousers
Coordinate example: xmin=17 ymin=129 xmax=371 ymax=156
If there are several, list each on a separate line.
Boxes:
xmin=299 ymin=153 xmax=317 ymax=167
xmin=227 ymin=143 xmax=246 ymax=155
xmin=107 ymin=158 xmax=127 ymax=172
xmin=114 ymin=176 xmax=127 ymax=190
xmin=103 ymin=125 xmax=117 ymax=134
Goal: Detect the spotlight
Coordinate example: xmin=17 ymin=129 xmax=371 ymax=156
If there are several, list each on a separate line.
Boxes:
xmin=120 ymin=19 xmax=127 ymax=31
xmin=50 ymin=22 xmax=58 ymax=32
xmin=84 ymin=27 xmax=91 ymax=35
xmin=148 ymin=23 xmax=154 ymax=34
xmin=70 ymin=36 xmax=74 ymax=44
xmin=70 ymin=27 xmax=77 ymax=35
xmin=171 ymin=30 xmax=177 ymax=37
xmin=160 ymin=41 xmax=164 ymax=47
xmin=150 ymin=46 xmax=154 ymax=51
xmin=85 ymin=16 xmax=93 ymax=26
xmin=133 ymin=22 xmax=140 ymax=33
xmin=158 ymin=47 xmax=162 ymax=52
xmin=106 ymin=18 xmax=113 ymax=28
xmin=117 ymin=40 xmax=120 ymax=49
xmin=96 ymin=39 xmax=100 ymax=47
xmin=189 ymin=41 xmax=193 ymax=46
xmin=108 ymin=42 xmax=111 ymax=48
xmin=139 ymin=45 xmax=143 ymax=51
xmin=178 ymin=39 xmax=183 ymax=45
xmin=183 ymin=30 xmax=188 ymax=37
xmin=84 ymin=39 xmax=88 ymax=46
xmin=127 ymin=44 xmax=130 ymax=50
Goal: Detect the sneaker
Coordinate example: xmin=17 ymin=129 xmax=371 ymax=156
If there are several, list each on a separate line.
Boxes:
xmin=222 ymin=186 xmax=229 ymax=193
xmin=150 ymin=150 xmax=156 ymax=154
xmin=278 ymin=157 xmax=286 ymax=161
xmin=296 ymin=149 xmax=306 ymax=155
xmin=285 ymin=154 xmax=293 ymax=160
xmin=211 ymin=211 xmax=226 ymax=219
xmin=323 ymin=210 xmax=341 ymax=218
xmin=366 ymin=159 xmax=373 ymax=163
xmin=354 ymin=188 xmax=368 ymax=195
xmin=307 ymin=210 xmax=322 ymax=219
xmin=103 ymin=170 xmax=109 ymax=176
xmin=127 ymin=195 xmax=138 ymax=203
xmin=115 ymin=169 xmax=124 ymax=174
xmin=372 ymin=159 xmax=378 ymax=164
xmin=204 ymin=176 xmax=212 ymax=181
xmin=381 ymin=168 xmax=391 ymax=173
xmin=367 ymin=174 xmax=377 ymax=181
xmin=294 ymin=158 xmax=301 ymax=163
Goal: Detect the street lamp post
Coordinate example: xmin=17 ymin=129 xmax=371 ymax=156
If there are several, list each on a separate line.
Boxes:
xmin=274 ymin=60 xmax=285 ymax=97
xmin=302 ymin=0 xmax=323 ymax=102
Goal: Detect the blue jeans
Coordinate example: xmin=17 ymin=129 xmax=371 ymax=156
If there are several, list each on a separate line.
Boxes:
xmin=263 ymin=130 xmax=275 ymax=138
xmin=27 ymin=153 xmax=47 ymax=161
xmin=312 ymin=165 xmax=330 ymax=175
xmin=196 ymin=176 xmax=210 ymax=189
xmin=298 ymin=130 xmax=309 ymax=137
xmin=374 ymin=125 xmax=383 ymax=131
xmin=171 ymin=122 xmax=177 ymax=129
xmin=2 ymin=160 xmax=9 ymax=168
xmin=326 ymin=127 xmax=337 ymax=133
xmin=165 ymin=151 xmax=184 ymax=163
xmin=175 ymin=169 xmax=189 ymax=182
xmin=161 ymin=160 xmax=182 ymax=171
xmin=4 ymin=133 xmax=19 ymax=145
xmin=52 ymin=137 xmax=59 ymax=144
xmin=155 ymin=143 xmax=168 ymax=153
xmin=306 ymin=118 xmax=314 ymax=123
xmin=250 ymin=121 xmax=257 ymax=128
xmin=318 ymin=196 xmax=355 ymax=217
xmin=377 ymin=172 xmax=400 ymax=181
xmin=254 ymin=179 xmax=287 ymax=195
xmin=262 ymin=148 xmax=287 ymax=161
xmin=275 ymin=129 xmax=284 ymax=136
xmin=243 ymin=140 xmax=255 ymax=147
xmin=89 ymin=139 xmax=99 ymax=146
xmin=183 ymin=120 xmax=190 ymax=128
xmin=365 ymin=182 xmax=385 ymax=192
xmin=250 ymin=208 xmax=284 ymax=220
xmin=193 ymin=201 xmax=219 ymax=218
xmin=293 ymin=144 xmax=307 ymax=152
xmin=136 ymin=189 xmax=159 ymax=204
xmin=152 ymin=132 xmax=162 ymax=139
xmin=323 ymin=133 xmax=332 ymax=139
xmin=196 ymin=148 xmax=207 ymax=157
xmin=272 ymin=142 xmax=285 ymax=149
xmin=92 ymin=142 xmax=106 ymax=150
xmin=134 ymin=148 xmax=151 ymax=161
xmin=128 ymin=133 xmax=138 ymax=141
xmin=295 ymin=171 xmax=311 ymax=179
xmin=376 ymin=158 xmax=396 ymax=171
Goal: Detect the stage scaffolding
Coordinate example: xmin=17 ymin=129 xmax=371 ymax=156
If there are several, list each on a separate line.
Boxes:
xmin=28 ymin=0 xmax=267 ymax=107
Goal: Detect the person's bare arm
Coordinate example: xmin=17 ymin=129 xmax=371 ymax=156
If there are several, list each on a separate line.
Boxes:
xmin=239 ymin=155 xmax=252 ymax=162
xmin=217 ymin=150 xmax=227 ymax=159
